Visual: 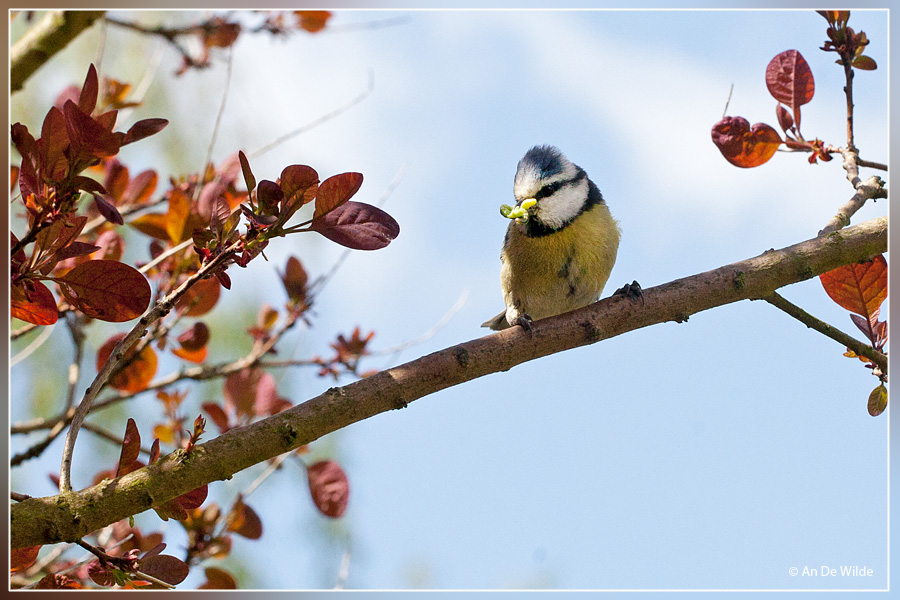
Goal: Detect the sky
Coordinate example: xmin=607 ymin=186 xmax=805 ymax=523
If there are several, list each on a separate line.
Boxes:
xmin=8 ymin=6 xmax=891 ymax=592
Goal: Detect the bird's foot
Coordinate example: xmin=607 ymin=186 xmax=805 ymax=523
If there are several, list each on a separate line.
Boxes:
xmin=515 ymin=314 xmax=534 ymax=332
xmin=613 ymin=280 xmax=644 ymax=303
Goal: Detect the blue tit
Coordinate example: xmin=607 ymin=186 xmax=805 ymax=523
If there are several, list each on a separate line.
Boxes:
xmin=482 ymin=145 xmax=620 ymax=330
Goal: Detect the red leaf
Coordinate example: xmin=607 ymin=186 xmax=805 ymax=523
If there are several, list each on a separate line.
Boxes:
xmin=226 ymin=496 xmax=263 ymax=539
xmin=766 ymin=49 xmax=815 ymax=108
xmin=176 ymin=485 xmax=208 ymax=511
xmin=116 ymin=418 xmax=142 ymax=477
xmin=11 ymin=280 xmax=58 ymax=325
xmin=93 ymin=194 xmax=124 ymax=225
xmin=34 ymin=215 xmax=88 ymax=270
xmin=711 ymin=117 xmax=782 ymax=168
xmin=314 ymin=172 xmax=363 ymax=219
xmin=62 ymin=100 xmax=119 ymax=159
xmin=307 ymin=460 xmax=349 ymax=518
xmin=177 ymin=321 xmax=210 ymax=351
xmin=78 ymin=64 xmax=99 ymax=115
xmin=58 ymin=259 xmax=151 ymax=322
xmin=139 ymin=554 xmax=190 ymax=585
xmin=223 ymin=367 xmax=270 ymax=420
xmin=775 ymin=103 xmax=794 ymax=132
xmin=10 ymin=545 xmax=41 ymax=572
xmin=280 ymin=164 xmax=318 ymax=215
xmin=202 ymin=402 xmax=231 ymax=433
xmin=122 ymin=170 xmax=158 ymax=205
xmin=819 ymin=254 xmax=887 ymax=316
xmin=238 ymin=150 xmax=256 ymax=193
xmin=310 ymin=201 xmax=400 ymax=250
xmin=256 ymin=180 xmax=284 ymax=213
xmin=297 ymin=10 xmax=332 ymax=33
xmin=766 ymin=49 xmax=814 ymax=130
xmin=198 ymin=567 xmax=237 ymax=589
xmin=120 ymin=118 xmax=168 ymax=146
xmin=280 ymin=256 xmax=308 ymax=304
xmin=96 ymin=333 xmax=158 ymax=393
xmin=175 ymin=276 xmax=221 ymax=317
xmin=39 ymin=106 xmax=69 ymax=181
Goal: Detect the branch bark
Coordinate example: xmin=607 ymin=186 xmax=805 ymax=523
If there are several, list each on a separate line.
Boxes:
xmin=10 ymin=216 xmax=887 ymax=549
xmin=10 ymin=11 xmax=106 ymax=93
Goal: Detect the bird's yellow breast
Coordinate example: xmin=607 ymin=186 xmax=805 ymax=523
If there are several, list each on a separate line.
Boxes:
xmin=500 ymin=203 xmax=620 ymax=322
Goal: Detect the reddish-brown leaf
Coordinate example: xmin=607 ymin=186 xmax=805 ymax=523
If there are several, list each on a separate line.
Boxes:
xmin=765 ymin=49 xmax=815 ymax=109
xmin=78 ymin=64 xmax=99 ymax=115
xmin=39 ymin=106 xmax=69 ymax=181
xmin=226 ymin=496 xmax=263 ymax=539
xmin=297 ymin=10 xmax=332 ymax=33
xmin=120 ymin=118 xmax=168 ymax=146
xmin=314 ymin=172 xmax=363 ymax=219
xmin=172 ymin=345 xmax=208 ymax=363
xmin=35 ymin=573 xmax=82 ymax=589
xmin=310 ymin=201 xmax=400 ymax=250
xmin=202 ymin=402 xmax=231 ymax=433
xmin=280 ymin=164 xmax=319 ymax=215
xmin=711 ymin=117 xmax=782 ymax=168
xmin=63 ymin=100 xmax=119 ymax=159
xmin=177 ymin=321 xmax=210 ymax=351
xmin=819 ymin=254 xmax=887 ymax=316
xmin=116 ymin=418 xmax=142 ymax=477
xmin=122 ymin=170 xmax=158 ymax=205
xmin=93 ymin=193 xmax=124 ymax=225
xmin=34 ymin=215 xmax=88 ymax=269
xmin=97 ymin=333 xmax=158 ymax=393
xmin=58 ymin=259 xmax=151 ymax=322
xmin=256 ymin=179 xmax=284 ymax=213
xmin=223 ymin=367 xmax=271 ymax=420
xmin=139 ymin=554 xmax=190 ymax=585
xmin=198 ymin=567 xmax=237 ymax=589
xmin=280 ymin=256 xmax=308 ymax=304
xmin=238 ymin=150 xmax=256 ymax=193
xmin=128 ymin=212 xmax=170 ymax=241
xmin=175 ymin=276 xmax=221 ymax=317
xmin=307 ymin=460 xmax=349 ymax=518
xmin=10 ymin=545 xmax=41 ymax=572
xmin=176 ymin=485 xmax=209 ymax=511
xmin=11 ymin=280 xmax=58 ymax=325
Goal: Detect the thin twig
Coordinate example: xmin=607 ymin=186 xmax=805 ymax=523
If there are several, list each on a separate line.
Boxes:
xmin=818 ymin=148 xmax=887 ymax=237
xmin=58 ymin=238 xmax=243 ymax=492
xmin=10 ymin=320 xmax=56 ymax=367
xmin=763 ymin=292 xmax=887 ymax=374
xmin=248 ymin=70 xmax=374 ymax=159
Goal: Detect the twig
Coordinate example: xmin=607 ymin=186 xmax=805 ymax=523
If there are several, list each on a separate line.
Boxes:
xmin=763 ymin=292 xmax=887 ymax=374
xmin=10 ymin=319 xmax=56 ymax=367
xmin=248 ymin=70 xmax=374 ymax=159
xmin=194 ymin=44 xmax=234 ymax=205
xmin=818 ymin=148 xmax=887 ymax=236
xmin=58 ymin=239 xmax=243 ymax=492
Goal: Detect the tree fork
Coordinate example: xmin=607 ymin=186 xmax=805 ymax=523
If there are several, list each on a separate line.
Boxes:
xmin=11 ymin=216 xmax=887 ymax=549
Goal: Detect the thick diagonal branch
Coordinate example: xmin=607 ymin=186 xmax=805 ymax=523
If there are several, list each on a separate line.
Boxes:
xmin=11 ymin=11 xmax=106 ymax=93
xmin=11 ymin=216 xmax=887 ymax=549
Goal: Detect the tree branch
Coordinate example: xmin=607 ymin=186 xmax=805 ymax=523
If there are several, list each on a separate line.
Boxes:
xmin=11 ymin=11 xmax=106 ymax=93
xmin=763 ymin=291 xmax=887 ymax=373
xmin=11 ymin=216 xmax=887 ymax=549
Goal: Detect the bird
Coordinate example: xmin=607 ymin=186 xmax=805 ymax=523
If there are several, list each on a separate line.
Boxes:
xmin=482 ymin=145 xmax=620 ymax=330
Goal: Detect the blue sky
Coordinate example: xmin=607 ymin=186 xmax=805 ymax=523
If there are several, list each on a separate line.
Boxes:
xmin=9 ymin=8 xmax=889 ymax=591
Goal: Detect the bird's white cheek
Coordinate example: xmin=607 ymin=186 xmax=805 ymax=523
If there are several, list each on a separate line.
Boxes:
xmin=536 ymin=179 xmax=588 ymax=229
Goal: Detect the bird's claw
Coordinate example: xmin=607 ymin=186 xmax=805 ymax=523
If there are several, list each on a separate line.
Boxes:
xmin=613 ymin=280 xmax=644 ymax=303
